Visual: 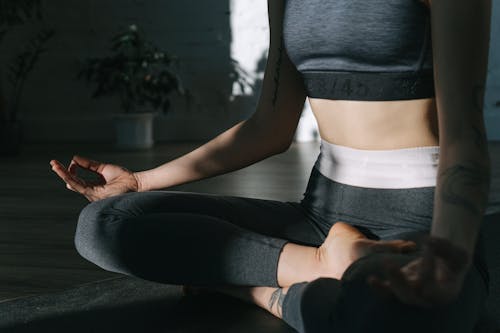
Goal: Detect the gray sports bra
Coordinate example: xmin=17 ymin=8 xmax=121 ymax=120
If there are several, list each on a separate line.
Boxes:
xmin=283 ymin=0 xmax=435 ymax=101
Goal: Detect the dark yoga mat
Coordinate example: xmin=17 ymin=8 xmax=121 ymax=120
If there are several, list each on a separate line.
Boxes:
xmin=0 ymin=276 xmax=295 ymax=333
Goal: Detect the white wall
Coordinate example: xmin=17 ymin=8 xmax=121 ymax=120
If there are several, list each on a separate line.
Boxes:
xmin=1 ymin=0 xmax=261 ymax=143
xmin=229 ymin=0 xmax=268 ymax=95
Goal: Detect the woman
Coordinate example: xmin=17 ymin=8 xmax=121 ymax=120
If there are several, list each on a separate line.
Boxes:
xmin=50 ymin=0 xmax=492 ymax=331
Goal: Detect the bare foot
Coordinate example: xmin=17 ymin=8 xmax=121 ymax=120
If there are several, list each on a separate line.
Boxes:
xmin=316 ymin=222 xmax=417 ymax=279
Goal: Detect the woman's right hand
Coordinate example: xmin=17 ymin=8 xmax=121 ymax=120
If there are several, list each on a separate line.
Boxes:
xmin=50 ymin=155 xmax=140 ymax=202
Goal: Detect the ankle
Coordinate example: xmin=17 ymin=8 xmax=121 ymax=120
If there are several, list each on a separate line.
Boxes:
xmin=315 ymin=245 xmax=337 ymax=279
xmin=277 ymin=243 xmax=325 ymax=287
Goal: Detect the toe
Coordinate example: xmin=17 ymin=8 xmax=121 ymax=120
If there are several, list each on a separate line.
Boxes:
xmin=331 ymin=221 xmax=365 ymax=238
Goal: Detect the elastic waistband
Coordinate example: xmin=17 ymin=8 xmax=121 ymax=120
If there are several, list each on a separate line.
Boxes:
xmin=314 ymin=139 xmax=440 ymax=189
xmin=301 ymin=69 xmax=435 ymax=101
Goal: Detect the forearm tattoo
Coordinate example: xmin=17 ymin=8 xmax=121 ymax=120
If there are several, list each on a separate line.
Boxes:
xmin=272 ymin=33 xmax=285 ymax=109
xmin=268 ymin=288 xmax=287 ymax=317
xmin=469 ymin=84 xmax=489 ymax=153
xmin=471 ymin=124 xmax=488 ymax=154
xmin=472 ymin=84 xmax=485 ymax=115
xmin=439 ymin=161 xmax=491 ymax=216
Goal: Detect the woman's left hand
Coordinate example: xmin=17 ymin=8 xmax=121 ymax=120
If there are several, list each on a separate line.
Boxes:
xmin=367 ymin=236 xmax=471 ymax=307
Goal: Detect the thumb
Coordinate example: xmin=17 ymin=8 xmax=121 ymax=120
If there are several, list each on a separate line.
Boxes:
xmin=68 ymin=160 xmax=78 ymax=176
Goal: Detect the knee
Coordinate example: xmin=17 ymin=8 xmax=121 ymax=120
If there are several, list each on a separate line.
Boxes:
xmin=74 ymin=200 xmax=105 ymax=259
xmin=74 ymin=197 xmax=125 ymax=265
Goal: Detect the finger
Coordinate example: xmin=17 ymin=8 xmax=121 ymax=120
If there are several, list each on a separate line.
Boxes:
xmin=400 ymin=254 xmax=456 ymax=305
xmin=72 ymin=155 xmax=105 ymax=173
xmin=373 ymin=260 xmax=433 ymax=307
xmin=51 ymin=159 xmax=67 ymax=170
xmin=50 ymin=160 xmax=69 ymax=179
xmin=68 ymin=160 xmax=78 ymax=176
xmin=399 ymin=240 xmax=418 ymax=253
xmin=53 ymin=160 xmax=91 ymax=188
xmin=51 ymin=161 xmax=88 ymax=194
xmin=381 ymin=261 xmax=430 ymax=307
xmin=410 ymin=252 xmax=444 ymax=303
xmin=49 ymin=159 xmax=64 ymax=169
xmin=66 ymin=183 xmax=77 ymax=192
xmin=400 ymin=258 xmax=423 ymax=282
xmin=67 ymin=160 xmax=106 ymax=187
xmin=426 ymin=237 xmax=469 ymax=272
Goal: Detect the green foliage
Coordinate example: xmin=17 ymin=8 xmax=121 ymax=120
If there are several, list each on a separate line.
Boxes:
xmin=229 ymin=58 xmax=254 ymax=96
xmin=0 ymin=0 xmax=53 ymax=123
xmin=78 ymin=25 xmax=185 ymax=114
xmin=0 ymin=0 xmax=42 ymax=43
xmin=7 ymin=28 xmax=54 ymax=121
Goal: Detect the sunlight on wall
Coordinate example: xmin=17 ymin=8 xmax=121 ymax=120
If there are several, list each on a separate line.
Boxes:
xmin=229 ymin=0 xmax=269 ymax=95
xmin=229 ymin=0 xmax=319 ymax=142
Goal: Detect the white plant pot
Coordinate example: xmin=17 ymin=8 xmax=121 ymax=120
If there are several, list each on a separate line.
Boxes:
xmin=112 ymin=112 xmax=157 ymax=150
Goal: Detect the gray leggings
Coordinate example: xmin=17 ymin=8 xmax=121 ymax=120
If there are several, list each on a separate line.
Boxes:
xmin=75 ymin=189 xmax=321 ymax=287
xmin=75 ymin=165 xmax=489 ymax=332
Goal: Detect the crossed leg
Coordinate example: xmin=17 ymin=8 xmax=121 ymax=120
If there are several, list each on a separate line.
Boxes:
xmin=74 ymin=190 xmax=327 ymax=287
xmin=75 ymin=190 xmax=430 ymax=332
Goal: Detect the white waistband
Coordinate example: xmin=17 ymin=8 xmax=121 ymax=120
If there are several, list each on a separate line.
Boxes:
xmin=314 ymin=139 xmax=440 ymax=189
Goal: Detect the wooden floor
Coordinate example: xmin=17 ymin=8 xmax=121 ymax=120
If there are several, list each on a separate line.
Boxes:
xmin=1 ymin=141 xmax=499 ymax=303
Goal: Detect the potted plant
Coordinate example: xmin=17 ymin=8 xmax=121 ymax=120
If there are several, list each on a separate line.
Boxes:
xmin=79 ymin=24 xmax=186 ymax=150
xmin=0 ymin=0 xmax=42 ymax=42
xmin=0 ymin=0 xmax=53 ymax=156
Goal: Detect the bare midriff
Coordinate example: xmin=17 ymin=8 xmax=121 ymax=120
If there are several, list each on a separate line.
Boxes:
xmin=308 ymin=97 xmax=440 ymax=150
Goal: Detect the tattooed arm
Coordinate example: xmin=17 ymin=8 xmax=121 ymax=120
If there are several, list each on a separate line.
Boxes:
xmin=363 ymin=1 xmax=493 ymax=306
xmin=429 ymin=0 xmax=492 ymax=267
